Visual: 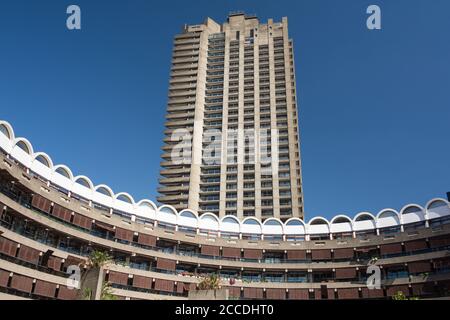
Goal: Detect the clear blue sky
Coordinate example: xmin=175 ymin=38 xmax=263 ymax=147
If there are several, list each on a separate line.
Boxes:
xmin=0 ymin=0 xmax=449 ymax=220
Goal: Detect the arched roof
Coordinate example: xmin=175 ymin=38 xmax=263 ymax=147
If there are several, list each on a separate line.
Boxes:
xmin=137 ymin=199 xmax=157 ymax=211
xmin=354 ymin=212 xmax=376 ymax=222
xmin=115 ymin=192 xmax=135 ymax=204
xmin=74 ymin=175 xmax=94 ymax=190
xmin=262 ymin=218 xmax=284 ymax=234
xmin=158 ymin=205 xmax=177 ymax=215
xmin=0 ymin=121 xmax=14 ymax=154
xmin=353 ymin=212 xmax=376 ymax=231
xmin=13 ymin=138 xmax=33 ymax=154
xmin=33 ymin=152 xmax=53 ymax=168
xmin=376 ymin=209 xmax=400 ymax=228
xmin=330 ymin=215 xmax=353 ymax=233
xmin=95 ymin=185 xmax=114 ymax=197
xmin=157 ymin=205 xmax=178 ymax=225
xmin=330 ymin=215 xmax=352 ymax=224
xmin=284 ymin=218 xmax=306 ymax=235
xmin=220 ymin=215 xmax=241 ymax=233
xmin=135 ymin=200 xmax=157 ymax=219
xmin=178 ymin=209 xmax=198 ymax=228
xmin=1 ymin=118 xmax=450 ymax=240
xmin=0 ymin=121 xmax=14 ymax=140
xmin=400 ymin=204 xmax=426 ymax=224
xmin=241 ymin=217 xmax=262 ymax=234
xmin=179 ymin=210 xmax=197 ymax=219
xmin=222 ymin=215 xmax=240 ymax=224
xmin=53 ymin=165 xmax=74 ymax=179
xmin=426 ymin=198 xmax=450 ymax=220
xmin=307 ymin=217 xmax=330 ymax=234
xmin=199 ymin=213 xmax=220 ymax=231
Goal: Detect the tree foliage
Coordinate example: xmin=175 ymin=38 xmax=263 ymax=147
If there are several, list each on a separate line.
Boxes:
xmin=198 ymin=274 xmax=221 ymax=290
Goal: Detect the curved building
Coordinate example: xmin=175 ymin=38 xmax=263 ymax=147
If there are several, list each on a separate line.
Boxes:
xmin=0 ymin=119 xmax=449 ymax=300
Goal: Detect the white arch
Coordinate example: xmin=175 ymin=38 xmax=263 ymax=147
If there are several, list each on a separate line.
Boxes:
xmin=353 ymin=212 xmax=376 ymax=231
xmin=179 ymin=209 xmax=198 ymax=218
xmin=115 ymin=192 xmax=135 ymax=204
xmin=0 ymin=121 xmax=14 ymax=154
xmin=72 ymin=175 xmax=94 ymax=200
xmin=92 ymin=184 xmax=115 ymax=209
xmin=73 ymin=175 xmax=94 ymax=190
xmin=158 ymin=204 xmax=178 ymax=215
xmin=11 ymin=138 xmax=33 ymax=168
xmin=262 ymin=218 xmax=284 ymax=235
xmin=241 ymin=217 xmax=262 ymax=234
xmin=284 ymin=218 xmax=306 ymax=235
xmin=3 ymin=118 xmax=450 ymax=241
xmin=376 ymin=209 xmax=401 ymax=228
xmin=137 ymin=199 xmax=158 ymax=211
xmin=307 ymin=216 xmax=330 ymax=235
xmin=400 ymin=204 xmax=426 ymax=225
xmin=199 ymin=213 xmax=220 ymax=231
xmin=53 ymin=164 xmax=74 ymax=180
xmin=13 ymin=138 xmax=33 ymax=154
xmin=178 ymin=209 xmax=199 ymax=229
xmin=0 ymin=121 xmax=14 ymax=140
xmin=31 ymin=152 xmax=54 ymax=181
xmin=330 ymin=215 xmax=353 ymax=234
xmin=32 ymin=152 xmax=53 ymax=168
xmin=220 ymin=215 xmax=241 ymax=234
xmin=95 ymin=185 xmax=114 ymax=197
xmin=135 ymin=200 xmax=157 ymax=220
xmin=157 ymin=205 xmax=178 ymax=225
xmin=426 ymin=198 xmax=450 ymax=220
xmin=51 ymin=164 xmax=74 ymax=191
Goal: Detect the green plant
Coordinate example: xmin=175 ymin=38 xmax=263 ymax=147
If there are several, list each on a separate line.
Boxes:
xmin=392 ymin=291 xmax=419 ymax=300
xmin=82 ymin=287 xmax=93 ymax=300
xmin=101 ymin=282 xmax=118 ymax=300
xmin=87 ymin=250 xmax=112 ymax=269
xmin=392 ymin=291 xmax=407 ymax=300
xmin=369 ymin=257 xmax=378 ymax=264
xmin=198 ymin=274 xmax=221 ymax=290
xmin=77 ymin=250 xmax=113 ymax=300
xmin=421 ymin=272 xmax=429 ymax=280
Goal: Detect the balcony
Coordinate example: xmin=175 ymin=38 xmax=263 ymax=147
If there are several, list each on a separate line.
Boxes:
xmin=158 ymin=176 xmax=190 ymax=185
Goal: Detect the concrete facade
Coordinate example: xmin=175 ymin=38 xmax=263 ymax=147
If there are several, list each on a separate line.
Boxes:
xmin=158 ymin=13 xmax=304 ymax=220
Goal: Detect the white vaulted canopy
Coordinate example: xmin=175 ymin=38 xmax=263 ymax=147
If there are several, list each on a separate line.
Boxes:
xmin=427 ymin=199 xmax=450 ymax=220
xmin=330 ymin=215 xmax=353 ymax=233
xmin=262 ymin=218 xmax=284 ymax=234
xmin=284 ymin=218 xmax=306 ymax=235
xmin=377 ymin=209 xmax=400 ymax=228
xmin=0 ymin=123 xmax=12 ymax=139
xmin=1 ymin=118 xmax=449 ymax=240
xmin=178 ymin=210 xmax=198 ymax=228
xmin=241 ymin=217 xmax=262 ymax=234
xmin=0 ymin=122 xmax=14 ymax=153
xmin=221 ymin=216 xmax=240 ymax=233
xmin=136 ymin=200 xmax=156 ymax=220
xmin=353 ymin=212 xmax=376 ymax=231
xmin=308 ymin=217 xmax=330 ymax=235
xmin=401 ymin=205 xmax=426 ymax=225
xmin=199 ymin=213 xmax=220 ymax=231
xmin=157 ymin=205 xmax=178 ymax=224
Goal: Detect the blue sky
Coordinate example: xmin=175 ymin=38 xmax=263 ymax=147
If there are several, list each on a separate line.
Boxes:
xmin=0 ymin=0 xmax=449 ymax=220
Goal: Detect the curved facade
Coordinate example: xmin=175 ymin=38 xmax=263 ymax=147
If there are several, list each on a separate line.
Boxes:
xmin=0 ymin=119 xmax=450 ymax=300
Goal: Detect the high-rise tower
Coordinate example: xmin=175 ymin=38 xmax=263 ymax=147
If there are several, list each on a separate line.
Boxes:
xmin=158 ymin=12 xmax=304 ymax=220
